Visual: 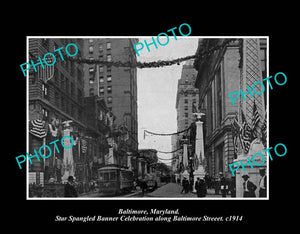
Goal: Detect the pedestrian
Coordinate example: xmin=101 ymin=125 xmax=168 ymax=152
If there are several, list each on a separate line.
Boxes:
xmin=242 ymin=173 xmax=257 ymax=197
xmin=219 ymin=172 xmax=227 ymax=197
xmin=181 ymin=177 xmax=189 ymax=194
xmin=214 ymin=175 xmax=220 ymax=195
xmin=64 ymin=176 xmax=78 ymax=197
xmin=140 ymin=179 xmax=148 ymax=196
xmin=185 ymin=178 xmax=190 ymax=193
xmin=195 ymin=177 xmax=207 ymax=197
xmin=189 ymin=178 xmax=194 ymax=192
xmin=229 ymin=176 xmax=236 ymax=197
xmin=258 ymin=168 xmax=267 ymax=197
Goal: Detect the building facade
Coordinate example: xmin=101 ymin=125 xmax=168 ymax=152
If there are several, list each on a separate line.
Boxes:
xmin=28 ymin=38 xmax=111 ymax=195
xmin=82 ymin=38 xmax=139 ymax=155
xmin=193 ymin=38 xmax=267 ymax=179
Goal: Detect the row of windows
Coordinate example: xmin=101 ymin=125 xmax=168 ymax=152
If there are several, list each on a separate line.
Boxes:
xmin=89 ymin=65 xmax=112 ymax=74
xmin=89 ymin=76 xmax=112 ymax=85
xmin=89 ymin=86 xmax=112 ymax=96
xmin=88 ymin=41 xmax=111 ymax=53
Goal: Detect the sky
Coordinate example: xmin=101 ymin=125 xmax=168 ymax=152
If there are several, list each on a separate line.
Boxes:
xmin=136 ymin=37 xmax=199 ymax=166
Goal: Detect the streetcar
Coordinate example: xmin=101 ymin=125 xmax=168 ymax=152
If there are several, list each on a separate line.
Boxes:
xmin=97 ymin=164 xmax=134 ymax=196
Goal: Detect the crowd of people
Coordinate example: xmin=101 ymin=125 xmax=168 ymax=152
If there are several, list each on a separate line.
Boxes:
xmin=177 ymin=168 xmax=267 ymax=198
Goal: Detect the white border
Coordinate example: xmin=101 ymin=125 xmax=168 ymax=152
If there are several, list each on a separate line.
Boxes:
xmin=26 ymin=36 xmax=269 ymax=200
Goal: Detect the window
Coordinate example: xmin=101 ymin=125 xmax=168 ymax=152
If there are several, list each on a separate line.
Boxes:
xmin=110 ymin=172 xmax=116 ymax=180
xmin=107 ymin=75 xmax=112 ymax=82
xmin=184 ymin=99 xmax=188 ymax=104
xmin=99 ymin=55 xmax=103 ymax=61
xmin=99 ymin=77 xmax=104 ymax=83
xmin=99 ymin=44 xmax=103 ymax=51
xmin=99 ymin=87 xmax=104 ymax=93
xmin=89 ymin=46 xmax=93 ymax=54
xmin=89 ymin=67 xmax=94 ymax=74
xmin=107 ymin=66 xmax=111 ymax=73
xmin=107 ymin=86 xmax=112 ymax=93
xmin=89 ymin=78 xmax=94 ymax=84
xmin=106 ymin=42 xmax=111 ymax=50
xmin=184 ymin=106 xmax=188 ymax=111
xmin=89 ymin=88 xmax=94 ymax=96
xmin=107 ymin=54 xmax=111 ymax=62
xmin=185 ymin=112 xmax=188 ymax=118
xmin=89 ymin=39 xmax=93 ymax=43
xmin=107 ymin=96 xmax=112 ymax=103
xmin=42 ymin=83 xmax=48 ymax=99
xmin=99 ymin=66 xmax=104 ymax=73
xmin=42 ymin=108 xmax=49 ymax=120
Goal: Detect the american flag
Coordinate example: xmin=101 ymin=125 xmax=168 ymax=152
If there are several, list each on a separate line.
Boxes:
xmin=29 ymin=119 xmax=47 ymax=138
xmin=35 ymin=56 xmax=54 ymax=83
xmin=261 ymin=110 xmax=267 ymax=148
xmin=251 ymin=101 xmax=260 ymax=139
xmin=241 ymin=111 xmax=252 ymax=154
xmin=231 ymin=114 xmax=241 ymax=158
xmin=80 ymin=138 xmax=88 ymax=154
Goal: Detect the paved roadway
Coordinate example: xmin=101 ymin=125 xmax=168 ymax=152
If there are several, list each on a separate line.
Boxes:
xmin=80 ymin=183 xmax=223 ymax=198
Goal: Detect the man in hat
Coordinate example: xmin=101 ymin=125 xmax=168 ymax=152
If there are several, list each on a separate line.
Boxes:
xmin=242 ymin=173 xmax=257 ymax=197
xmin=219 ymin=172 xmax=227 ymax=197
xmin=259 ymin=168 xmax=267 ymax=197
xmin=195 ymin=177 xmax=207 ymax=197
xmin=64 ymin=176 xmax=78 ymax=197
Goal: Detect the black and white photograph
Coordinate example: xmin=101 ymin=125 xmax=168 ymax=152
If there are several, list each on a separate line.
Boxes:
xmin=5 ymin=11 xmax=294 ymax=229
xmin=25 ymin=37 xmax=269 ymax=199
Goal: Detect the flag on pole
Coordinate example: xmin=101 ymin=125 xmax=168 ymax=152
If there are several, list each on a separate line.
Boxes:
xmin=231 ymin=113 xmax=241 ymax=157
xmin=251 ymin=101 xmax=260 ymax=139
xmin=261 ymin=110 xmax=267 ymax=147
xmin=241 ymin=111 xmax=252 ymax=154
xmin=80 ymin=138 xmax=88 ymax=154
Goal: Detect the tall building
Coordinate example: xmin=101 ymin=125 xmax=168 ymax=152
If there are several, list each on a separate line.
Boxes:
xmin=82 ymin=38 xmax=139 ymax=154
xmin=173 ymin=60 xmax=199 ymax=173
xmin=176 ymin=60 xmax=199 ymax=132
xmin=28 ymin=38 xmax=111 ymax=196
xmin=193 ymin=38 xmax=267 ymax=179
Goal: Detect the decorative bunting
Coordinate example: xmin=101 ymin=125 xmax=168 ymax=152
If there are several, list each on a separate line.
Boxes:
xmin=29 ymin=119 xmax=47 ymax=138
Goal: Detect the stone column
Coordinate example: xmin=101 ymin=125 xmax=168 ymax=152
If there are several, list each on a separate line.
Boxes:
xmin=193 ymin=113 xmax=206 ymax=191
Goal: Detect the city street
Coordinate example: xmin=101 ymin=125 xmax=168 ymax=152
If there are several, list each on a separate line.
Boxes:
xmin=80 ymin=183 xmax=222 ymax=198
